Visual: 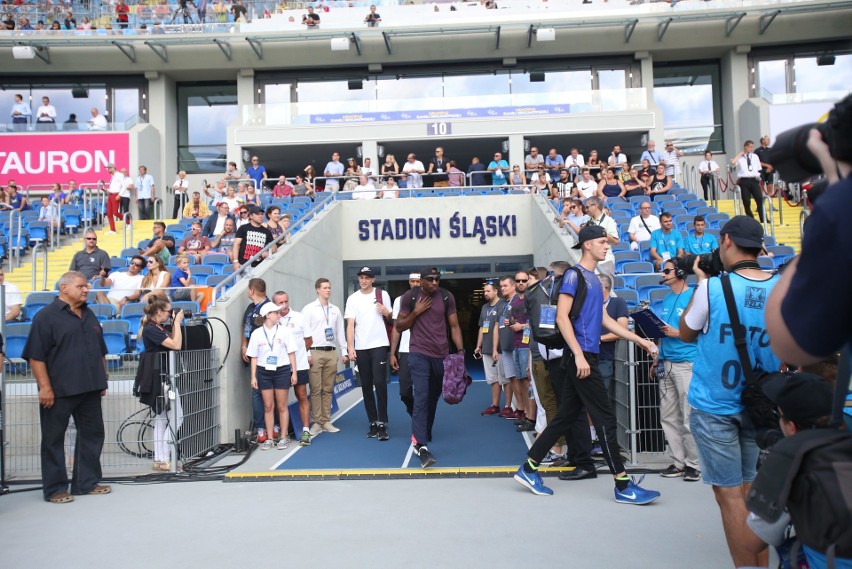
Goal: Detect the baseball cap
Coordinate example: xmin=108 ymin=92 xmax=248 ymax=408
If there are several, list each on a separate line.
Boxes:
xmin=106 ymin=162 xmax=116 ymax=169
xmin=720 ymin=216 xmax=764 ymax=249
xmin=246 ymin=205 xmax=263 ymax=215
xmin=420 ymin=266 xmax=441 ymax=280
xmin=357 ymin=266 xmax=375 ymax=278
xmin=762 ymin=372 xmax=833 ymax=423
xmin=408 ymin=273 xmax=421 ymax=280
xmin=571 ymin=224 xmax=607 ymax=249
xmin=259 ymin=303 xmax=283 ymax=318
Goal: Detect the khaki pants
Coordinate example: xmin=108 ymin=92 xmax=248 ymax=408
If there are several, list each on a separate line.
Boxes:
xmin=308 ymin=349 xmax=337 ymax=425
xmin=659 ymin=360 xmax=699 ymax=469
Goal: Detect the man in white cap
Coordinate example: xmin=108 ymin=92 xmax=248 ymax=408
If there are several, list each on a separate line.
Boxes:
xmin=390 ymin=272 xmax=421 ymax=416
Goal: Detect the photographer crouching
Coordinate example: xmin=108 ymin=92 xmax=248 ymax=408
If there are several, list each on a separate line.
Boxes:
xmin=678 ymin=215 xmax=780 ymax=568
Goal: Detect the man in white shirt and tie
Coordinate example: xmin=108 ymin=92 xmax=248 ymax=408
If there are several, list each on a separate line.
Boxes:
xmin=731 ymin=140 xmax=765 ymax=223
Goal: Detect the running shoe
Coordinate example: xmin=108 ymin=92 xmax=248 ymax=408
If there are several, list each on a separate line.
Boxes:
xmin=513 ymin=466 xmax=553 ymax=496
xmin=481 ymin=405 xmax=500 ymax=416
xmin=660 ymin=464 xmax=684 ymax=478
xmin=299 ymin=431 xmax=311 ymax=446
xmin=683 ymin=467 xmax=701 ymax=482
xmin=614 ymin=475 xmax=661 ymax=505
xmin=259 ymin=439 xmax=273 ymax=450
xmin=322 ymin=422 xmax=340 ymax=433
xmin=516 ymin=418 xmax=536 ymax=432
xmin=277 ymin=436 xmax=290 ymax=450
xmin=540 ymin=451 xmax=567 ymax=466
xmin=377 ymin=423 xmax=389 ymax=441
xmin=366 ymin=422 xmax=379 ymax=438
xmin=418 ymin=446 xmax=436 ymax=468
xmin=499 ymin=407 xmax=515 ymax=419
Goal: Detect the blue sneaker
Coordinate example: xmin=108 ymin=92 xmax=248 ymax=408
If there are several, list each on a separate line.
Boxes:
xmin=514 ymin=466 xmax=553 ymax=496
xmin=614 ymin=475 xmax=661 ymax=505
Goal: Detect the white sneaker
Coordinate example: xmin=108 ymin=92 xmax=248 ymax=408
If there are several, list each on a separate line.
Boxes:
xmin=309 ymin=423 xmax=323 ymax=436
xmin=322 ymin=422 xmax=340 ymax=433
xmin=105 ymin=230 xmax=117 ymax=235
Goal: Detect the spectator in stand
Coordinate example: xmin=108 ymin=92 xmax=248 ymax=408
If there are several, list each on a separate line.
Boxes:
xmin=510 ymin=165 xmax=528 ymax=191
xmin=95 ymin=255 xmax=145 ymax=310
xmin=640 ymin=140 xmax=663 ymax=167
xmin=48 ymin=182 xmax=68 ymax=204
xmin=104 ymin=163 xmax=124 ymax=234
xmin=37 ymin=196 xmax=60 ymax=239
xmin=647 ymin=163 xmax=672 ymax=199
xmin=573 ymin=167 xmax=596 ymax=201
xmin=649 ymin=212 xmax=685 ymax=270
xmin=467 ymin=157 xmax=488 ymax=187
xmin=529 ymin=165 xmax=552 ymax=195
xmin=87 ymin=108 xmax=107 ymax=131
xmin=245 ymin=156 xmax=267 ymax=192
xmin=623 ymin=166 xmax=647 ymax=198
xmin=380 ymin=176 xmax=399 ymax=199
xmin=639 ymin=158 xmax=654 ymax=182
xmin=364 ymin=4 xmax=381 ymax=26
xmin=381 ymin=154 xmax=399 ymax=178
xmin=586 ymin=149 xmax=603 ymax=180
xmin=204 ymin=179 xmax=226 ymax=207
xmin=235 ymin=204 xmax=250 ymax=229
xmin=211 ymin=217 xmax=237 ymax=260
xmin=447 ymin=161 xmax=465 ymax=187
xmin=1 ymin=267 xmax=22 ymax=322
xmin=140 ymin=256 xmax=170 ymax=302
xmin=136 ymin=165 xmax=155 ymax=220
xmin=170 ymin=254 xmax=205 ymax=304
xmin=264 ymin=205 xmax=289 ymax=246
xmin=224 ymin=161 xmax=242 ymax=183
xmin=352 ymin=174 xmax=377 ymax=200
xmin=397 ymin=173 xmax=408 ymax=189
xmin=231 ymin=0 xmax=248 ymax=23
xmin=553 ymin=168 xmax=573 ymax=200
xmin=178 ymin=221 xmax=211 ymax=264
xmin=362 ymin=158 xmax=377 ymax=180
xmin=70 ymin=231 xmax=111 ymax=282
xmin=566 ymin=148 xmax=585 ymax=180
xmin=116 ymin=0 xmax=130 ymax=29
xmin=220 ymin=184 xmax=242 ymax=212
xmin=402 ymin=153 xmax=425 ymax=189
xmin=524 ymin=146 xmax=544 ymax=173
xmin=627 ymin=201 xmax=660 ymax=251
xmin=559 ymin=198 xmax=588 ymax=243
xmin=242 ymin=183 xmax=262 ymax=207
xmin=202 ymin=201 xmax=234 ymax=238
xmin=63 ymin=113 xmax=79 ymax=131
xmin=584 ymin=197 xmax=619 ymax=280
xmin=545 ymin=148 xmax=564 ymax=180
xmin=302 ymin=5 xmax=320 ymax=28
xmin=172 ymin=171 xmax=190 ymax=219
xmin=119 ymin=168 xmax=134 ymax=215
xmin=323 ymin=152 xmax=344 ymax=192
xmin=182 ymin=191 xmax=210 ymax=220
xmin=139 ymin=222 xmax=176 ymax=263
xmin=345 ymin=158 xmax=362 ymax=179
xmin=607 ymin=144 xmax=628 ymax=174
xmin=698 ymin=151 xmax=720 ymax=201
xmin=685 ymin=215 xmax=718 ymax=255
xmin=35 ymin=96 xmax=57 ymax=131
xmin=292 ymin=174 xmax=314 ymax=198
xmin=427 ymin=146 xmax=449 ymax=188
xmin=9 ymin=93 xmax=30 ymax=131
xmin=596 ymin=167 xmax=626 ymax=202
xmin=731 ymin=140 xmax=765 ymax=223
xmin=233 ymin=205 xmax=276 ymax=269
xmin=5 ymin=182 xmax=29 ymax=212
xmin=488 ymin=152 xmax=509 ymax=187
xmin=661 ymin=140 xmax=684 ymax=178
xmin=271 ymin=175 xmax=293 ymax=199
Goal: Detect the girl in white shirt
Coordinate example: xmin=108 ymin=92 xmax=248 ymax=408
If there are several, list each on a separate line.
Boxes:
xmin=698 ymin=151 xmax=720 ymax=201
xmin=246 ymin=303 xmax=298 ymax=450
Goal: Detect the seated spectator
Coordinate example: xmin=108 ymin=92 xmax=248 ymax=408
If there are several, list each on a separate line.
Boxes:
xmin=95 ymin=255 xmax=145 ymax=310
xmin=139 ymin=222 xmax=176 ymax=264
xmin=221 ymin=185 xmax=243 ymax=212
xmin=0 ymin=268 xmax=22 ymax=322
xmin=510 ymin=165 xmax=528 ymax=191
xmin=529 ymin=165 xmax=552 ymax=195
xmin=211 ymin=217 xmax=237 ymax=260
xmin=178 ymin=221 xmax=212 ymax=264
xmin=566 ymin=148 xmax=585 ymax=180
xmin=272 ymin=176 xmax=293 ymax=199
xmin=573 ymin=168 xmax=597 ymax=201
xmin=553 ymin=169 xmax=573 ymax=199
xmin=170 ymin=254 xmax=205 ymax=304
xmin=639 ymin=159 xmax=654 ymax=182
xmin=596 ymin=167 xmax=626 ymax=201
xmin=558 ymin=198 xmax=588 ymax=242
xmin=202 ymin=202 xmax=234 ymax=238
xmin=235 ymin=204 xmax=251 ymax=229
xmin=467 ymin=157 xmax=487 ymax=187
xmin=447 ymin=161 xmax=465 ymax=187
xmin=545 ymin=148 xmax=564 ymax=180
xmin=489 ymin=153 xmax=509 ymax=186
xmin=623 ymin=166 xmax=647 ymax=198
xmin=584 ymin=196 xmax=619 ymax=280
xmin=586 ymin=150 xmax=603 ymax=180
xmin=242 ymin=183 xmax=262 ymax=207
xmin=292 ymin=174 xmax=315 ymax=198
xmin=627 ymin=201 xmax=661 ymax=251
xmin=140 ymin=256 xmax=170 ymax=302
xmin=67 ymin=180 xmax=83 ymax=205
xmin=37 ymin=196 xmax=61 ymax=235
xmin=302 ymin=5 xmax=320 ymax=28
xmin=70 ymin=231 xmax=111 ymax=282
xmin=380 ymin=176 xmax=399 ymax=199
xmin=48 ymin=182 xmax=68 ymax=204
xmin=607 ymin=144 xmax=628 ymax=174
xmin=648 ymin=164 xmax=672 ymax=199
xmin=351 ymin=174 xmax=377 ymax=200
xmin=182 ymin=191 xmax=211 ymax=220
xmin=685 ymin=215 xmax=719 ymax=255
xmin=365 ymin=4 xmax=381 ymax=26
xmin=5 ymin=183 xmax=30 ymax=211
xmin=381 ymin=154 xmax=399 ymax=178
xmin=397 ymin=173 xmax=408 ymax=189
xmin=649 ymin=212 xmax=685 ymax=270
xmin=264 ymin=205 xmax=289 ymax=245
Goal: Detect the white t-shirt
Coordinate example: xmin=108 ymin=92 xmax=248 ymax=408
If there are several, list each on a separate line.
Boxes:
xmin=246 ymin=323 xmax=297 ymax=370
xmin=120 ymin=175 xmax=133 ymax=198
xmin=391 ymin=295 xmax=410 ymax=353
xmin=344 ymin=288 xmax=391 ymax=350
xmin=609 ymin=153 xmax=628 ymax=167
xmin=576 ymin=179 xmax=597 ymax=199
xmin=109 ymin=171 xmax=126 ymax=195
xmin=4 ymin=281 xmax=22 ymax=317
xmin=566 ymin=154 xmax=585 ymax=168
xmin=221 ymin=196 xmax=242 ymax=212
xmin=588 ymin=213 xmax=618 ymax=263
xmin=279 ymin=310 xmax=309 ymax=371
xmin=106 ymin=271 xmax=145 ymax=302
xmin=402 ymin=160 xmax=425 ymax=184
xmin=352 ymin=183 xmax=377 ymax=200
xmin=627 ymin=214 xmax=661 ymax=243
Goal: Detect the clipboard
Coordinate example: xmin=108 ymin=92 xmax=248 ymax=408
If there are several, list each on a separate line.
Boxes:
xmin=631 ymin=308 xmax=667 ymax=339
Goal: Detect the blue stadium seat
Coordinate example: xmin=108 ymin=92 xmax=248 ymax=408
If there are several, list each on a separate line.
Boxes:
xmin=110 ymin=257 xmax=128 ymax=268
xmin=638 ymin=240 xmax=652 ymax=262
xmin=706 ymin=213 xmax=729 ymax=228
xmin=611 ymin=242 xmax=629 ymax=253
xmin=613 ymin=288 xmax=638 ymax=310
xmin=206 ymin=274 xmax=231 ymax=289
xmin=664 ymin=207 xmax=687 ymax=217
xmin=220 ymin=265 xmax=236 ymax=275
xmin=648 ymin=288 xmax=669 ymax=304
xmin=613 ymin=276 xmax=625 ymax=289
xmin=168 ymin=255 xmax=196 ymax=266
xmin=620 ymin=261 xmax=653 ymax=275
xmin=757 ymin=256 xmax=775 ymax=270
xmin=27 ymin=221 xmax=50 ymax=245
xmin=90 ymin=304 xmax=116 ymax=320
xmin=172 ymin=301 xmax=200 ymax=314
xmin=767 ymin=245 xmax=795 ymax=266
xmin=201 ymin=253 xmax=230 ymax=272
xmin=635 ymin=276 xmax=669 ymax=302
xmin=63 ymin=208 xmax=82 ymax=234
xmin=24 ymin=292 xmax=57 ymax=320
xmin=609 ymin=202 xmax=633 ymax=213
xmin=763 ymin=235 xmax=777 ymax=247
xmin=614 ymin=251 xmax=641 ymax=273
xmin=120 ymin=247 xmax=139 ymax=260
xmin=120 ymin=304 xmax=146 ymax=336
xmin=669 ymin=187 xmax=688 ymax=196
xmin=5 ymin=322 xmax=31 ymax=336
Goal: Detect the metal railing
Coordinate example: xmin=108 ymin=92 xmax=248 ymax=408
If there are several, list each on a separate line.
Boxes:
xmin=613 ymin=339 xmax=664 ymax=466
xmin=122 ymin=212 xmax=134 ymax=250
xmin=30 ymin=242 xmax=49 ymax=292
xmin=152 ymin=197 xmax=164 ymax=221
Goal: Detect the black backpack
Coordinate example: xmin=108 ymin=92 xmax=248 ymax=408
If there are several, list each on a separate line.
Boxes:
xmin=524 ymin=267 xmax=587 ymax=350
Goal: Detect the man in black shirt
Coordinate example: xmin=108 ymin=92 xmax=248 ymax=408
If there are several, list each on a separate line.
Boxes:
xmin=139 ymin=221 xmax=176 ymax=262
xmin=23 ymin=271 xmax=110 ymax=503
xmin=233 ymin=205 xmax=276 ymax=269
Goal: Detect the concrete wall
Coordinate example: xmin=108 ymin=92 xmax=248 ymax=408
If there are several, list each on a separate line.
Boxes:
xmin=530 ymin=196 xmax=581 ymax=268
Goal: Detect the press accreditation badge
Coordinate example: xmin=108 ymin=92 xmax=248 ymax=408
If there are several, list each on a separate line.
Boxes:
xmin=539 ymin=305 xmax=556 ymax=329
xmin=265 ymin=355 xmax=278 ymax=371
xmin=481 ymin=320 xmax=491 ymax=334
xmin=522 ymin=326 xmax=531 ymax=345
xmin=324 ymin=327 xmax=334 ymax=341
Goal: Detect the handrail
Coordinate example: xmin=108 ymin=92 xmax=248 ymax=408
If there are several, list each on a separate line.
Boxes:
xmin=152 ymin=197 xmax=164 ymax=221
xmin=51 ymin=200 xmax=62 ymax=251
xmin=709 ymin=171 xmax=720 ymax=209
xmin=122 ymin=212 xmax=134 ymax=250
xmin=5 ymin=210 xmax=20 ymax=270
xmin=31 ymin=242 xmax=49 ymax=292
xmin=209 ymin=191 xmax=335 ymax=307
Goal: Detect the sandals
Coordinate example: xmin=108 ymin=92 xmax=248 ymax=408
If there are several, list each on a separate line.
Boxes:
xmin=85 ymin=484 xmax=112 ymax=495
xmin=153 ymin=461 xmax=182 ymax=472
xmin=48 ymin=491 xmax=74 ymax=504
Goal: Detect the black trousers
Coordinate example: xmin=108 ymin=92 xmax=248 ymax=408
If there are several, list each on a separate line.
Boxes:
xmin=356 ymin=347 xmax=389 ymax=423
xmin=545 ymin=358 xmax=593 ymax=467
xmin=119 ymin=196 xmax=131 ymax=216
xmin=39 ymin=390 xmax=105 ymax=500
xmin=409 ymin=352 xmax=444 ymax=445
xmin=397 ymin=352 xmax=413 ymax=416
xmin=138 ymin=198 xmax=152 ymax=220
xmin=700 ymin=174 xmax=713 ymax=201
xmin=530 ymin=353 xmax=624 ymax=475
xmin=738 ymin=177 xmax=764 ymax=222
xmin=172 ymin=194 xmax=185 ymax=219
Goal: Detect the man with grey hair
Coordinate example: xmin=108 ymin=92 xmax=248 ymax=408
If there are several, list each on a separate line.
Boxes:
xmin=23 ymin=271 xmax=111 ymax=503
xmin=583 ymin=196 xmax=619 ymax=280
xmin=69 ymin=231 xmax=111 ymax=282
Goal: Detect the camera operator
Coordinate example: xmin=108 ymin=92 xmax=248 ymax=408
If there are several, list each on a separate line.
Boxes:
xmin=678 ymin=215 xmax=781 ymax=568
xmin=765 ymin=94 xmax=852 ymax=367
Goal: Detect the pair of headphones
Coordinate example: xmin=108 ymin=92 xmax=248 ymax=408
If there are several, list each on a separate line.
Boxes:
xmin=661 ymin=260 xmax=685 ymax=283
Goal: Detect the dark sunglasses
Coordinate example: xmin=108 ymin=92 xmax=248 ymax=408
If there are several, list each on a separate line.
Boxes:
xmin=662 ymin=268 xmax=676 ymax=275
xmin=146 ymin=259 xmax=156 ymax=264
xmin=423 ymin=276 xmax=440 ymax=282
xmin=132 ymin=262 xmax=145 ymax=268
xmin=515 ymin=278 xmax=529 ymax=283
xmin=85 ymin=237 xmax=97 ymax=241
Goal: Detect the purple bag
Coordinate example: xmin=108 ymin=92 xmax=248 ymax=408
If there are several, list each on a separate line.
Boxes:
xmin=442 ymin=352 xmax=472 ymax=405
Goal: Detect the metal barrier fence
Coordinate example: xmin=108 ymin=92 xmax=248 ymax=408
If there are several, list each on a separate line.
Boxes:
xmin=1 ymin=347 xmax=220 ymax=481
xmin=612 ymin=339 xmax=666 ymax=465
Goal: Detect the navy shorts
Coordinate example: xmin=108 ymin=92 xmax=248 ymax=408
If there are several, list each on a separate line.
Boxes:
xmin=295 ymin=369 xmax=309 ymax=386
xmin=256 ymin=366 xmax=292 ymax=390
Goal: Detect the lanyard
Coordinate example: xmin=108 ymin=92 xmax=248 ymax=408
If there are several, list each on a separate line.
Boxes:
xmin=321 ymin=303 xmax=330 ymax=325
xmin=262 ymin=324 xmax=279 ymax=349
